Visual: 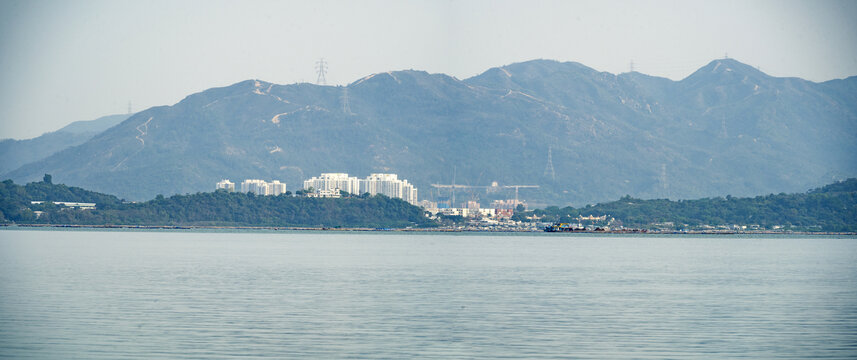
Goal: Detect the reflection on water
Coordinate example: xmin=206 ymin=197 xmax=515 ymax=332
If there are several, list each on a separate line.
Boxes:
xmin=1 ymin=229 xmax=855 ymax=358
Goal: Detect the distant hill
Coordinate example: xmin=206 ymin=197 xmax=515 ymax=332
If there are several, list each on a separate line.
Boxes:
xmin=56 ymin=114 xmax=130 ymax=134
xmin=518 ymin=178 xmax=857 ymax=232
xmin=0 ymin=114 xmax=129 ymax=174
xmin=0 ymin=179 xmax=433 ymax=228
xmin=0 ymin=177 xmax=123 ymax=223
xmin=2 ymin=178 xmax=851 ymax=231
xmin=3 ymin=59 xmax=856 ymax=205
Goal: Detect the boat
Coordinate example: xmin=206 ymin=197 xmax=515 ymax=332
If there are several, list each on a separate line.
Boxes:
xmin=544 ymin=222 xmax=585 ymax=232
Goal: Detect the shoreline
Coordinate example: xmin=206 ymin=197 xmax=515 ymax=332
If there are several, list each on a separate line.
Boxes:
xmin=2 ymin=223 xmax=855 ymax=236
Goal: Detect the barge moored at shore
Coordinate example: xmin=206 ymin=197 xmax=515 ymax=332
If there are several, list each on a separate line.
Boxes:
xmin=544 ymin=223 xmax=586 ymax=232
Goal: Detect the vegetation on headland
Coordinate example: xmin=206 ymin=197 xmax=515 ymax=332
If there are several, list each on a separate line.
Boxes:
xmin=1 ymin=176 xmax=855 ymax=232
xmin=514 ymin=179 xmax=857 ymax=232
xmin=0 ymin=177 xmax=434 ymax=228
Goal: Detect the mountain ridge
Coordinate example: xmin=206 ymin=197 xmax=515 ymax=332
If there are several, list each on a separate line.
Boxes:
xmin=0 ymin=114 xmax=130 ymax=174
xmin=4 ymin=58 xmax=856 ymax=205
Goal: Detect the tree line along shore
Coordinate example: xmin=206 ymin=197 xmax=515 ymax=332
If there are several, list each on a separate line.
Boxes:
xmin=1 ymin=176 xmax=855 ymax=232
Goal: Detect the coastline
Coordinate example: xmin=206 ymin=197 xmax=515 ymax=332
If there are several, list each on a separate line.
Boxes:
xmin=2 ymin=223 xmax=855 ymax=236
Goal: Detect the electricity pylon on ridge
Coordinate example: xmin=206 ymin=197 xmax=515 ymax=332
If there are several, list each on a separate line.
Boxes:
xmin=342 ymin=86 xmax=353 ymax=114
xmin=544 ymin=146 xmax=556 ymax=181
xmin=315 ymin=58 xmax=328 ymax=85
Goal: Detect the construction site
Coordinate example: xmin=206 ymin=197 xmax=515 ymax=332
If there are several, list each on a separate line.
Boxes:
xmin=419 ymin=180 xmax=540 ymax=220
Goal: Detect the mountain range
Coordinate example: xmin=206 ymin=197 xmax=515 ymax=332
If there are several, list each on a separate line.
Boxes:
xmin=3 ymin=59 xmax=856 ymax=205
xmin=0 ymin=114 xmax=129 ymax=174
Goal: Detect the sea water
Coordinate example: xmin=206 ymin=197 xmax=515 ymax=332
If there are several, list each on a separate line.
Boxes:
xmin=0 ymin=229 xmax=855 ymax=359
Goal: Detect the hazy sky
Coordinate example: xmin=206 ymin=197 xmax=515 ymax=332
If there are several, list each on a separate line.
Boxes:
xmin=1 ymin=0 xmax=856 ymax=139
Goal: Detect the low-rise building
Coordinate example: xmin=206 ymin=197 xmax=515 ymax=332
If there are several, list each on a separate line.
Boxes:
xmin=491 ymin=199 xmax=528 ymax=211
xmin=306 ymin=189 xmax=342 ymax=198
xmin=30 ymin=201 xmax=96 ymax=210
xmin=435 ymin=207 xmax=495 ymax=218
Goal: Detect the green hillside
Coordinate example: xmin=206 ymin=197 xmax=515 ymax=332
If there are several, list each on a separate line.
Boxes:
xmin=0 ymin=178 xmax=433 ymax=228
xmin=517 ymin=179 xmax=857 ymax=232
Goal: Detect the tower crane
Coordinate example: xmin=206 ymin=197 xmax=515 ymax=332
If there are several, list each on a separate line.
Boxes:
xmin=430 ymin=183 xmax=540 ymax=205
xmin=506 ymin=185 xmax=540 ymax=204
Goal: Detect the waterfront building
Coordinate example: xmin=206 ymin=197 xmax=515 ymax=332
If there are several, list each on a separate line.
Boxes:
xmin=435 ymin=207 xmax=495 ymax=218
xmin=478 ymin=208 xmax=496 ymax=218
xmin=436 ymin=207 xmax=495 ymax=218
xmin=216 ymin=179 xmax=235 ymax=192
xmin=30 ymin=201 xmax=96 ymax=210
xmin=438 ymin=207 xmax=466 ymax=217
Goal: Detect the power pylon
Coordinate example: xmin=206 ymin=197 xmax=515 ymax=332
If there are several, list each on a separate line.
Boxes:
xmin=342 ymin=86 xmax=352 ymax=114
xmin=544 ymin=147 xmax=556 ymax=181
xmin=315 ymin=58 xmax=328 ymax=85
xmin=660 ymin=163 xmax=670 ymax=199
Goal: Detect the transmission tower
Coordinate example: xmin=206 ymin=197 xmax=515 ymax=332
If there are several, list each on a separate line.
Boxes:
xmin=452 ymin=166 xmax=456 ymax=208
xmin=629 ymin=60 xmax=634 ymax=73
xmin=315 ymin=58 xmax=328 ymax=85
xmin=543 ymin=146 xmax=556 ymax=181
xmin=341 ymin=86 xmax=352 ymax=114
xmin=660 ymin=163 xmax=670 ymax=199
xmin=127 ymin=101 xmax=132 ymax=114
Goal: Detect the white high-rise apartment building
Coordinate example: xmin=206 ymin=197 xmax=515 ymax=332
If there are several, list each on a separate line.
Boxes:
xmin=241 ymin=179 xmax=269 ymax=195
xmin=302 ymin=172 xmax=419 ymax=204
xmin=216 ymin=179 xmax=235 ymax=192
xmin=360 ymin=173 xmax=418 ymax=204
xmin=303 ymin=173 xmax=361 ymax=195
xmin=269 ymin=180 xmax=287 ymax=196
xmin=237 ymin=179 xmax=286 ymax=196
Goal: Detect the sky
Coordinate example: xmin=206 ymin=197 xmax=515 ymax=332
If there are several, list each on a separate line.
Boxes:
xmin=1 ymin=0 xmax=856 ymax=139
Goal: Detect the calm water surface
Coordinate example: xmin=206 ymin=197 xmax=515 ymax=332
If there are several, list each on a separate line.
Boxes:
xmin=0 ymin=229 xmax=855 ymax=359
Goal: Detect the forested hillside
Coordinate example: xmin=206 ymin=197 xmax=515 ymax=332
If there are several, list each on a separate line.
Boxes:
xmin=517 ymin=179 xmax=857 ymax=232
xmin=0 ymin=179 xmax=433 ymax=228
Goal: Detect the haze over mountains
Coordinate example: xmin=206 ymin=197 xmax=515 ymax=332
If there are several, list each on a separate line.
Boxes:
xmin=3 ymin=59 xmax=856 ymax=205
xmin=0 ymin=114 xmax=129 ymax=174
